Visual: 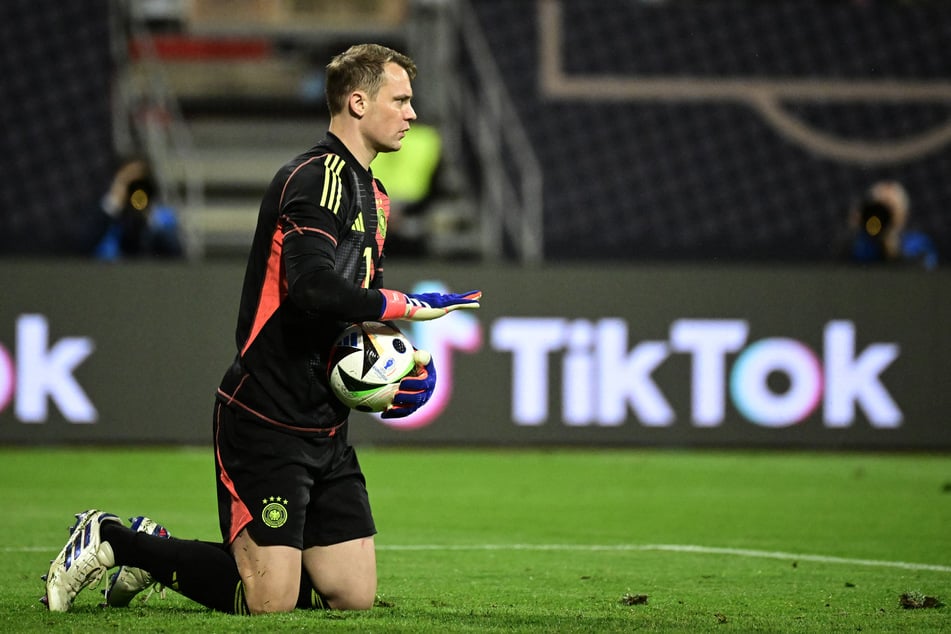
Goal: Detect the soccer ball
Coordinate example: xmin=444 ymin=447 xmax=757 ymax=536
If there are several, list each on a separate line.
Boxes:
xmin=328 ymin=321 xmax=416 ymax=412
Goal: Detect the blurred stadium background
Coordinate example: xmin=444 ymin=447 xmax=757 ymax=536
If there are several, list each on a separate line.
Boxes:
xmin=1 ymin=0 xmax=949 ymax=262
xmin=1 ymin=1 xmax=949 ymax=450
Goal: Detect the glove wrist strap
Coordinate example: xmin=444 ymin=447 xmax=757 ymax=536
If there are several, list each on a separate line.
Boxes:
xmin=379 ymin=289 xmax=408 ymax=321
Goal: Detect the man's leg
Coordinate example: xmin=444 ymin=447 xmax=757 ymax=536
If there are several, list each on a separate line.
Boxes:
xmin=102 ymin=521 xmax=250 ymax=613
xmin=230 ymin=528 xmax=302 ymax=614
xmin=302 ymin=535 xmax=376 ymax=610
xmin=44 ymin=510 xmax=252 ymax=614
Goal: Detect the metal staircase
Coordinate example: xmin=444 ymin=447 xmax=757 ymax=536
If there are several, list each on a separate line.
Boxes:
xmin=116 ymin=0 xmax=541 ymax=262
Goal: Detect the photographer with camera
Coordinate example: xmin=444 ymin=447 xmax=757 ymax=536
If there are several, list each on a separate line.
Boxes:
xmin=846 ymin=180 xmax=938 ymax=270
xmin=92 ymin=156 xmax=184 ymax=261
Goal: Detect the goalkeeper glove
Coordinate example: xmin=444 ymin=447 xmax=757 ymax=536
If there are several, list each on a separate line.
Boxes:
xmin=379 ymin=289 xmax=482 ymax=321
xmin=381 ymin=350 xmax=436 ymax=419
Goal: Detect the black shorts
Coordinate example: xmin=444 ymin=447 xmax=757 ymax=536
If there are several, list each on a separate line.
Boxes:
xmin=213 ymin=401 xmax=376 ymax=549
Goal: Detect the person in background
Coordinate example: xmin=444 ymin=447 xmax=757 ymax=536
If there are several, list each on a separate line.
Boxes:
xmin=846 ymin=180 xmax=938 ymax=270
xmin=369 ymin=122 xmax=443 ymax=256
xmin=94 ymin=156 xmax=183 ymax=260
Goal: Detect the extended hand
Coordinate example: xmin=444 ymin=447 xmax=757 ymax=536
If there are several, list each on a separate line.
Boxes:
xmin=380 ymin=289 xmax=482 ymax=321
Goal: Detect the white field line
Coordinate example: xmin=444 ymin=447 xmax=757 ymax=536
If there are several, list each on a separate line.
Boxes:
xmin=10 ymin=543 xmax=950 ymax=573
xmin=377 ymin=543 xmax=951 ymax=573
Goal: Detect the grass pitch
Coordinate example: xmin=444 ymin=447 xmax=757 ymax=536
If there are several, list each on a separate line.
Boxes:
xmin=1 ymin=446 xmax=948 ymax=632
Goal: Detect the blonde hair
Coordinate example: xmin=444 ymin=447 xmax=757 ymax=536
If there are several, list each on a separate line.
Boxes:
xmin=325 ymin=44 xmax=417 ymax=116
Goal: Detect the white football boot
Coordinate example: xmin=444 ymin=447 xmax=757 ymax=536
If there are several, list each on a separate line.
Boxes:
xmin=43 ymin=510 xmax=120 ymax=611
xmin=103 ymin=515 xmax=171 ymax=607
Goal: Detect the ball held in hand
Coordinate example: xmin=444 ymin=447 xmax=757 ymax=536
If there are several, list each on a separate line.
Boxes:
xmin=328 ymin=321 xmax=417 ymax=412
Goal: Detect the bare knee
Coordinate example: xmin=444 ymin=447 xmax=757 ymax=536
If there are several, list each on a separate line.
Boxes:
xmin=304 ymin=536 xmax=377 ymax=611
xmin=240 ymin=570 xmax=300 ymax=614
xmin=231 ymin=530 xmax=301 ymax=615
xmin=245 ymin=591 xmax=297 ymax=615
xmin=326 ymin=580 xmax=377 ymax=611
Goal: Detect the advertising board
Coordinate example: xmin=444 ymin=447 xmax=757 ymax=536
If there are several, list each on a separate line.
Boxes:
xmin=0 ymin=262 xmax=947 ymax=448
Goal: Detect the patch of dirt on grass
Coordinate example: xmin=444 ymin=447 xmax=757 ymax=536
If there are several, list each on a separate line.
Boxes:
xmin=899 ymin=591 xmax=943 ymax=609
xmin=619 ymin=593 xmax=648 ymax=606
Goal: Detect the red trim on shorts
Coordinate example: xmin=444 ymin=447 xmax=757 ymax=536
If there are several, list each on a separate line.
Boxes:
xmin=214 ymin=403 xmax=253 ymax=545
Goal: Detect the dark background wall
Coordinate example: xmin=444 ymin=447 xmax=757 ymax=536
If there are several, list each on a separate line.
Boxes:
xmin=0 ymin=0 xmax=115 ymax=255
xmin=468 ymin=0 xmax=951 ymax=262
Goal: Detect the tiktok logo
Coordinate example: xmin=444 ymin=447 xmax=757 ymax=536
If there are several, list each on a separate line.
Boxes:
xmin=492 ymin=317 xmax=901 ymax=429
xmin=0 ymin=314 xmax=97 ymax=423
xmin=376 ymin=281 xmax=482 ymax=430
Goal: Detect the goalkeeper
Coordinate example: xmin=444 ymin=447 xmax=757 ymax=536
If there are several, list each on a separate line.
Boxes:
xmin=43 ymin=43 xmax=480 ymax=615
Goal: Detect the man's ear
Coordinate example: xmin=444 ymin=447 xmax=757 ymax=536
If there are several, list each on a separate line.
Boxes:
xmin=348 ymin=91 xmax=368 ymax=118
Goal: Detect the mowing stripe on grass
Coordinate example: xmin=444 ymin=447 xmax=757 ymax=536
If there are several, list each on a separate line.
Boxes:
xmin=12 ymin=544 xmax=950 ymax=573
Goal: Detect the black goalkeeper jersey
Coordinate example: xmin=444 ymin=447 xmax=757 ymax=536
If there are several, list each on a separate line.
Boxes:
xmin=216 ymin=133 xmax=391 ymax=434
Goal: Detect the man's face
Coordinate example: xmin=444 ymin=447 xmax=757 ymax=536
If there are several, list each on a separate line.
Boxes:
xmin=363 ymin=62 xmax=416 ymax=154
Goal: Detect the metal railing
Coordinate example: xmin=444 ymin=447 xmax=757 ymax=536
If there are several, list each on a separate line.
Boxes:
xmin=449 ymin=0 xmax=544 ymax=263
xmin=109 ymin=0 xmax=205 ymax=259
